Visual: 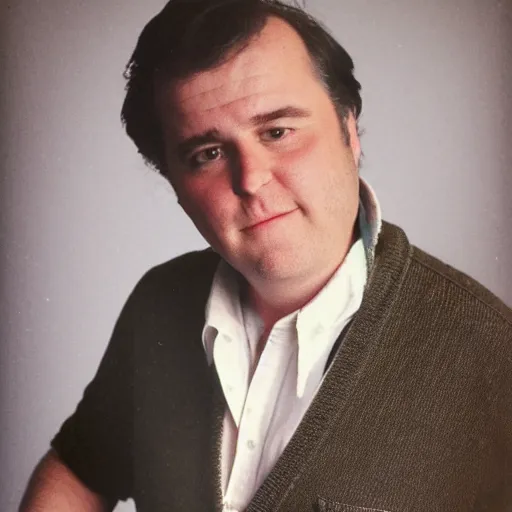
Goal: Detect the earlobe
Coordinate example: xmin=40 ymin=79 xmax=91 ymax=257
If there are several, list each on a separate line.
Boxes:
xmin=347 ymin=113 xmax=361 ymax=166
xmin=352 ymin=136 xmax=361 ymax=167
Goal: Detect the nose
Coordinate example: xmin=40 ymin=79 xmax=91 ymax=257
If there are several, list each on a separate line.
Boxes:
xmin=232 ymin=142 xmax=273 ymax=197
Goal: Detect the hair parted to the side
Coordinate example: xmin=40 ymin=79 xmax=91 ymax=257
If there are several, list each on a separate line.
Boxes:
xmin=121 ymin=0 xmax=362 ymax=175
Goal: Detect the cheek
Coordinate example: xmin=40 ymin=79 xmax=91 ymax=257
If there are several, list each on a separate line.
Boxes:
xmin=276 ymin=134 xmax=328 ymax=193
xmin=178 ymin=177 xmax=235 ymax=232
xmin=276 ymin=133 xmax=317 ymax=180
xmin=277 ymin=133 xmax=357 ymax=214
xmin=288 ymin=131 xmax=317 ymax=163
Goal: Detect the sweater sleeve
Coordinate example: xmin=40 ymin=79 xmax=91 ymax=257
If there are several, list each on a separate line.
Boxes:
xmin=50 ymin=283 xmax=138 ymax=503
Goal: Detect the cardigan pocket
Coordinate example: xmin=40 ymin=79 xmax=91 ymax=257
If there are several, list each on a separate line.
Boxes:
xmin=316 ymin=497 xmax=392 ymax=512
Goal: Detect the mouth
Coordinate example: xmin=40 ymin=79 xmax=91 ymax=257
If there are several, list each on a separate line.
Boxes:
xmin=244 ymin=210 xmax=296 ymax=231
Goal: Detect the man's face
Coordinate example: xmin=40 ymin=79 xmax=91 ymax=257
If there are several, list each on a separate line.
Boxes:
xmin=156 ymin=17 xmax=361 ymax=287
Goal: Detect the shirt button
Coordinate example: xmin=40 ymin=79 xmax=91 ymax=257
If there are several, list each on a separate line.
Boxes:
xmin=247 ymin=440 xmax=256 ymax=450
xmin=223 ymin=334 xmax=232 ymax=343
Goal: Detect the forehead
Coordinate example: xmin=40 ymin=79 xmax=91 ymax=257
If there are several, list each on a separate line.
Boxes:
xmin=157 ymin=17 xmax=321 ymax=128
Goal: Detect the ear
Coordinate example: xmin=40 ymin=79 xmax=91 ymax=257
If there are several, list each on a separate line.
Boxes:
xmin=346 ymin=112 xmax=361 ymax=167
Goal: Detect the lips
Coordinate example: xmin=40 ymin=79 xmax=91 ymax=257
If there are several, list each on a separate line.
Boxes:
xmin=244 ymin=210 xmax=295 ymax=230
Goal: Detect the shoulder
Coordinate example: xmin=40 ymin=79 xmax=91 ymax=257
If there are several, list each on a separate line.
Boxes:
xmin=410 ymin=243 xmax=512 ymax=327
xmin=378 ymin=222 xmax=512 ymax=413
xmin=405 ymin=235 xmax=512 ymax=427
xmin=378 ymin=221 xmax=512 ymax=349
xmin=148 ymin=246 xmax=219 ymax=275
xmin=126 ymin=248 xmax=221 ymax=315
xmin=138 ymin=247 xmax=219 ymax=289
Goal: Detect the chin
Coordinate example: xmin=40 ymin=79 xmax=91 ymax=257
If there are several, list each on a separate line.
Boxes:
xmin=245 ymin=250 xmax=310 ymax=282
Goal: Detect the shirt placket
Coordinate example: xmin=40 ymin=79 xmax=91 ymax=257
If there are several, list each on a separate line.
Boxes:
xmin=223 ymin=331 xmax=294 ymax=511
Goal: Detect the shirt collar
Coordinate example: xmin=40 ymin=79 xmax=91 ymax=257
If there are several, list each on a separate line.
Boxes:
xmin=358 ymin=176 xmax=382 ymax=271
xmin=202 ymin=259 xmax=246 ymax=366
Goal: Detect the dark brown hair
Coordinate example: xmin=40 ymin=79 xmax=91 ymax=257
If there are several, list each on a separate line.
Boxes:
xmin=121 ymin=0 xmax=362 ymax=174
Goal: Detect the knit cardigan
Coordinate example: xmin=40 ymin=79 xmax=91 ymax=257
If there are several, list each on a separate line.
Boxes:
xmin=52 ymin=221 xmax=512 ymax=512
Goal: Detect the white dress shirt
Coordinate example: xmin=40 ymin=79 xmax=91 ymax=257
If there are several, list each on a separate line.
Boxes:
xmin=201 ymin=179 xmax=381 ymax=512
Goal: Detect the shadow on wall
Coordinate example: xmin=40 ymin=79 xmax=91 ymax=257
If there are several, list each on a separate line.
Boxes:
xmin=499 ymin=1 xmax=512 ymax=307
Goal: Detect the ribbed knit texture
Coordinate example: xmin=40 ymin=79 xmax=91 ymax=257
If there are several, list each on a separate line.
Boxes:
xmin=52 ymin=222 xmax=512 ymax=512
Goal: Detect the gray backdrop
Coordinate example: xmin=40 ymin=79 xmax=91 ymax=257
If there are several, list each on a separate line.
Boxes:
xmin=1 ymin=1 xmax=511 ymax=511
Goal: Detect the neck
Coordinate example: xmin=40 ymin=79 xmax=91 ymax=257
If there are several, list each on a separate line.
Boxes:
xmin=244 ymin=274 xmax=333 ymax=332
xmin=243 ymin=229 xmax=358 ymax=332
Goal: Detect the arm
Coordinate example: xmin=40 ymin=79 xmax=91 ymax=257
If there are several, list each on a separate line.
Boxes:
xmin=28 ymin=274 xmax=141 ymax=510
xmin=19 ymin=449 xmax=114 ymax=512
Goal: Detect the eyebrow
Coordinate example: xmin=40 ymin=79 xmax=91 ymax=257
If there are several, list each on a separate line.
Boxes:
xmin=174 ymin=105 xmax=311 ymax=161
xmin=175 ymin=130 xmax=222 ymax=161
xmin=249 ymin=105 xmax=312 ymax=126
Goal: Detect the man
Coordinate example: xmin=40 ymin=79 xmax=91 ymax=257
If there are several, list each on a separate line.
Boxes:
xmin=21 ymin=0 xmax=512 ymax=511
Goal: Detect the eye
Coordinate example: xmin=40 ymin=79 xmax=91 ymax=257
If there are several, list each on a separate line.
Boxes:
xmin=261 ymin=127 xmax=291 ymax=141
xmin=190 ymin=147 xmax=223 ymax=168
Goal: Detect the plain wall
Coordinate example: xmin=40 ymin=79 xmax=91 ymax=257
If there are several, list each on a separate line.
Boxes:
xmin=1 ymin=0 xmax=511 ymax=510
